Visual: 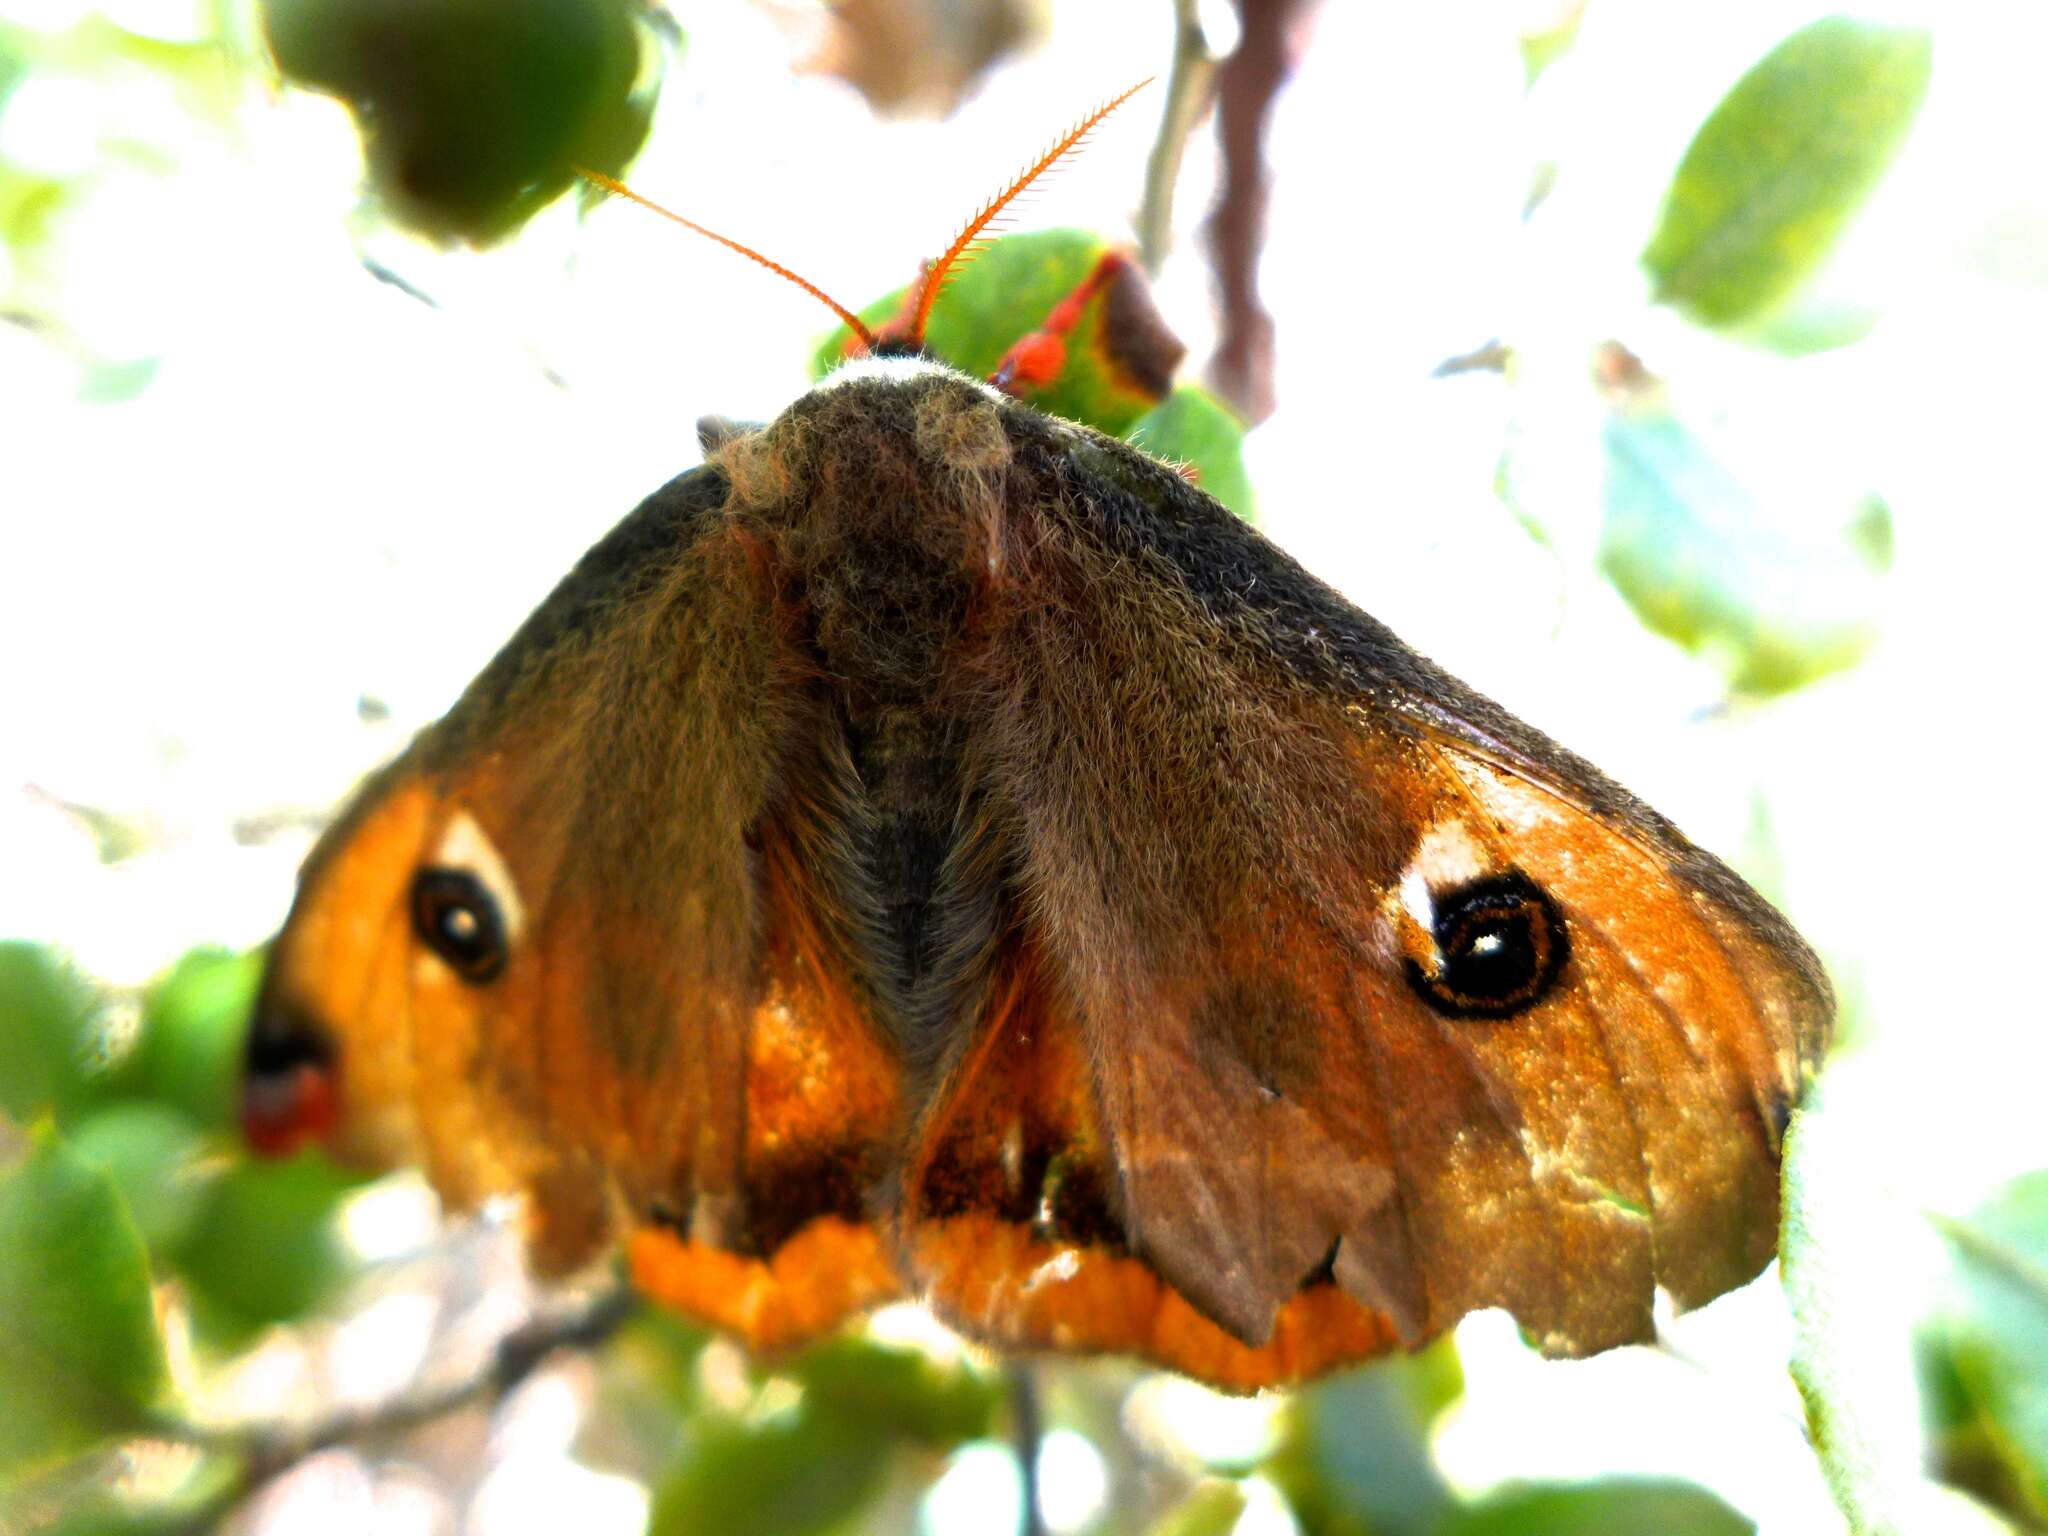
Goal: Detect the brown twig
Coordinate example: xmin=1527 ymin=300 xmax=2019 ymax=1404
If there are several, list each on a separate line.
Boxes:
xmin=1203 ymin=0 xmax=1325 ymax=423
xmin=148 ymin=1287 xmax=639 ymax=1536
xmin=1008 ymin=1361 xmax=1046 ymax=1536
xmin=1430 ymin=338 xmax=1513 ymax=378
xmin=1137 ymin=0 xmax=1223 ymax=274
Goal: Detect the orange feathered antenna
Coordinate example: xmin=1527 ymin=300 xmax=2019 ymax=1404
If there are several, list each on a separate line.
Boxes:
xmin=906 ymin=78 xmax=1154 ymax=349
xmin=576 ymin=78 xmax=1150 ymax=357
xmin=577 ymin=167 xmax=879 ymax=351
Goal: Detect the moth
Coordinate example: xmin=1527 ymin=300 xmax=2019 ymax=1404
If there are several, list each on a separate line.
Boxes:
xmin=244 ymin=90 xmax=1831 ymax=1391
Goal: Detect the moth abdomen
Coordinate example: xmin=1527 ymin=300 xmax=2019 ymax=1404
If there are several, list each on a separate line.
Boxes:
xmin=831 ymin=704 xmax=1005 ymax=1063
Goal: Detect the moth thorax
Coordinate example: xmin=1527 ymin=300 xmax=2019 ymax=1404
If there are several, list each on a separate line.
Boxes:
xmin=738 ymin=380 xmax=1012 ymax=703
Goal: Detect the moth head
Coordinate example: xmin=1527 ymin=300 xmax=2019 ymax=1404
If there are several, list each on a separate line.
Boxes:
xmin=243 ymin=764 xmax=526 ymax=1172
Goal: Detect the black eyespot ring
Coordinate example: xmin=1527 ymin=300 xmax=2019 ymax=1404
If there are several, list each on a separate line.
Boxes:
xmin=410 ymin=868 xmax=507 ymax=983
xmin=1404 ymin=870 xmax=1568 ymax=1019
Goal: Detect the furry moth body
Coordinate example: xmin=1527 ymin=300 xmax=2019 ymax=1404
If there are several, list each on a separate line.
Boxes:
xmin=247 ymin=356 xmax=1830 ymax=1389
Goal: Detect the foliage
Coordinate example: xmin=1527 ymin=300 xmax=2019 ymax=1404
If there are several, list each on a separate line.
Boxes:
xmin=1436 ymin=1480 xmax=1753 ymax=1536
xmin=0 ymin=1134 xmax=167 ymax=1480
xmin=261 ymin=0 xmax=671 ymax=244
xmin=1597 ymin=391 xmax=1889 ymax=695
xmin=810 ymin=228 xmax=1257 ymax=520
xmin=1495 ymin=11 xmax=1930 ymax=695
xmin=1641 ymin=16 xmax=1933 ymax=343
xmin=1919 ymin=1175 xmax=2048 ymax=1526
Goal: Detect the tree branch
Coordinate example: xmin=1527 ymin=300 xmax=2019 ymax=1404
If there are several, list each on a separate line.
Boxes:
xmin=1137 ymin=0 xmax=1223 ymax=274
xmin=1009 ymin=1360 xmax=1046 ymax=1536
xmin=150 ymin=1286 xmax=639 ymax=1535
xmin=1203 ymin=0 xmax=1324 ymax=423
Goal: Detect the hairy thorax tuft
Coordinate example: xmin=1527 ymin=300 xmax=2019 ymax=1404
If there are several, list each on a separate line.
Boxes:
xmin=715 ymin=370 xmax=1021 ymax=708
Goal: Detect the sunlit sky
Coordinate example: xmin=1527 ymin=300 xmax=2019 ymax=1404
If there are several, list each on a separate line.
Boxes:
xmin=3 ymin=1 xmax=2045 ymax=1532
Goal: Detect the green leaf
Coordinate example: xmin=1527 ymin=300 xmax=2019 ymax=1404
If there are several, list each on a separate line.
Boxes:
xmin=0 ymin=1134 xmax=169 ymax=1479
xmin=37 ymin=1496 xmax=224 ymax=1536
xmin=0 ymin=162 xmax=70 ymax=263
xmin=813 ymin=229 xmax=1097 ymax=381
xmin=647 ymin=1411 xmax=887 ymax=1536
xmin=14 ymin=1449 xmax=243 ymax=1536
xmin=787 ymin=1336 xmax=999 ymax=1448
xmin=1143 ymin=1481 xmax=1248 ymax=1536
xmin=1599 ymin=405 xmax=1883 ymax=694
xmin=1436 ymin=1479 xmax=1755 ymax=1536
xmin=1128 ymin=387 xmax=1256 ymax=523
xmin=1642 ymin=17 xmax=1932 ymax=332
xmin=1920 ymin=1174 xmax=2048 ymax=1526
xmin=0 ymin=27 xmax=28 ymax=106
xmin=109 ymin=948 xmax=264 ymax=1135
xmin=0 ymin=943 xmax=100 ymax=1124
xmin=64 ymin=1104 xmax=214 ymax=1255
xmin=1739 ymin=294 xmax=1880 ymax=358
xmin=1264 ymin=1341 xmax=1462 ymax=1536
xmin=811 ymin=230 xmax=1184 ymax=437
xmin=262 ymin=0 xmax=669 ymax=243
xmin=1518 ymin=0 xmax=1587 ymax=90
xmin=167 ymin=1153 xmax=365 ymax=1343
xmin=76 ymin=357 xmax=163 ymax=405
xmin=580 ymin=1308 xmax=711 ymax=1478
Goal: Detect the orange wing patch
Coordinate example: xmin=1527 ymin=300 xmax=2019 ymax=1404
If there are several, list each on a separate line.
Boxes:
xmin=901 ymin=941 xmax=1406 ymax=1389
xmin=909 ymin=1216 xmax=1398 ymax=1392
xmin=622 ymin=816 xmax=911 ymax=1351
xmin=631 ymin=1218 xmax=900 ymax=1352
xmin=731 ymin=819 xmax=906 ymax=1251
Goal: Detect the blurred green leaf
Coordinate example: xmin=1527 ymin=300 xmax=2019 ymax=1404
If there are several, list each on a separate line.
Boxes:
xmin=1845 ymin=493 xmax=1893 ymax=572
xmin=636 ymin=1335 xmax=995 ymax=1535
xmin=1518 ymin=0 xmax=1586 ymax=90
xmin=167 ymin=1152 xmax=365 ymax=1344
xmin=1739 ymin=295 xmax=1880 ymax=359
xmin=0 ymin=15 xmax=231 ymax=110
xmin=0 ymin=27 xmax=27 ymax=105
xmin=64 ymin=1104 xmax=213 ymax=1255
xmin=0 ymin=1134 xmax=168 ymax=1479
xmin=1129 ymin=387 xmax=1256 ymax=523
xmin=1144 ymin=1480 xmax=1248 ymax=1536
xmin=1920 ymin=1174 xmax=2048 ymax=1526
xmin=580 ymin=1308 xmax=710 ymax=1478
xmin=1436 ymin=1479 xmax=1754 ymax=1536
xmin=812 ymin=230 xmax=1182 ymax=437
xmin=788 ymin=1336 xmax=999 ymax=1448
xmin=0 ymin=943 xmax=100 ymax=1124
xmin=1782 ymin=1085 xmax=1922 ymax=1536
xmin=37 ymin=1498 xmax=219 ymax=1536
xmin=76 ymin=357 xmax=163 ymax=405
xmin=813 ymin=228 xmax=1093 ymax=379
xmin=0 ymin=163 xmax=70 ymax=262
xmin=262 ymin=0 xmax=667 ymax=243
xmin=1599 ymin=404 xmax=1884 ymax=694
xmin=1265 ymin=1341 xmax=1463 ymax=1536
xmin=1643 ymin=16 xmax=1932 ymax=334
xmin=648 ymin=1410 xmax=888 ymax=1536
xmin=19 ymin=1451 xmax=243 ymax=1536
xmin=108 ymin=948 xmax=263 ymax=1135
